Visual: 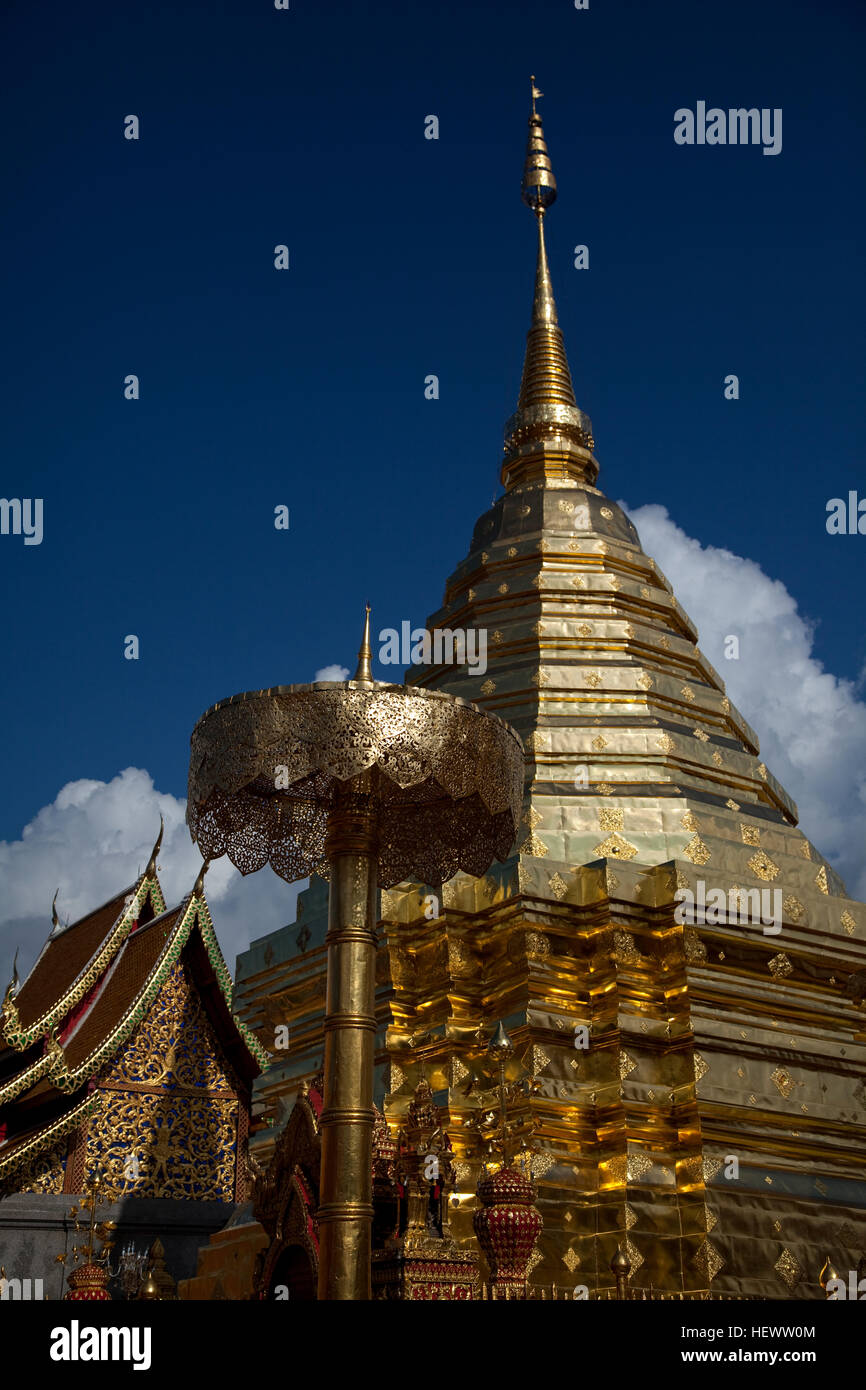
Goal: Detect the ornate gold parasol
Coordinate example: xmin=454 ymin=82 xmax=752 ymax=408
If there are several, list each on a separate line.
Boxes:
xmin=187 ymin=608 xmax=524 ymax=1299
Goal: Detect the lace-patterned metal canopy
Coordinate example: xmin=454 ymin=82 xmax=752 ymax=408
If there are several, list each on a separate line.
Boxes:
xmin=187 ymin=680 xmax=524 ymax=889
xmin=187 ymin=615 xmax=524 ymax=1301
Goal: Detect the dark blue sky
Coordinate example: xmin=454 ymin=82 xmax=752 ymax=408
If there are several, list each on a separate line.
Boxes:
xmin=1 ymin=0 xmax=864 ymax=841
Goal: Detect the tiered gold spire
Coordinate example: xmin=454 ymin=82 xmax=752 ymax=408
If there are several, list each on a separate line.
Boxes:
xmin=502 ymin=79 xmax=598 ymax=492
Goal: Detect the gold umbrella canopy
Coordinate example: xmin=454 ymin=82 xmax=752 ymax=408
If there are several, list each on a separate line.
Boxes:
xmin=187 ymin=681 xmax=524 ymax=888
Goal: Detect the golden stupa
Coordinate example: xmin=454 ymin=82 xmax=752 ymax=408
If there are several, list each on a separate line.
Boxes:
xmin=220 ymin=81 xmax=866 ymax=1302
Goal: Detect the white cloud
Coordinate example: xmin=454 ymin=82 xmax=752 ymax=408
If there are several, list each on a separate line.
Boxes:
xmin=624 ymin=502 xmax=866 ymax=899
xmin=314 ymin=664 xmax=350 ymax=682
xmin=0 ymin=767 xmax=299 ymax=991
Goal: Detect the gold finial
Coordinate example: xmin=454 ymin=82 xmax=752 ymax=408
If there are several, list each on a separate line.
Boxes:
xmin=192 ymin=858 xmax=210 ymax=898
xmin=502 ymin=80 xmax=597 ymax=493
xmin=488 ymin=1020 xmax=515 ymax=1059
xmin=522 ymin=77 xmax=557 ymax=215
xmin=145 ymin=814 xmax=164 ymax=878
xmin=354 ymin=604 xmax=374 ymax=683
xmin=530 ymin=75 xmax=542 ymax=118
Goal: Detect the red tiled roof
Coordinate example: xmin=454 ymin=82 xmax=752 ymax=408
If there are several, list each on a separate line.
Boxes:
xmin=12 ymin=889 xmax=133 ymax=1030
xmin=61 ymin=910 xmax=181 ymax=1072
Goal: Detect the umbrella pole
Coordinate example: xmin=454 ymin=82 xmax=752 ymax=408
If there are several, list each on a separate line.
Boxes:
xmin=317 ymin=773 xmax=379 ymax=1300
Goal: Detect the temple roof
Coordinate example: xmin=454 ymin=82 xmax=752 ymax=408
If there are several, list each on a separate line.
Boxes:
xmin=0 ymin=859 xmax=268 ymax=1187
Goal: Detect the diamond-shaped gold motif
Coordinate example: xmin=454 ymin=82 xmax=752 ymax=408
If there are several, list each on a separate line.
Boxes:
xmin=775 ymin=1248 xmax=805 ymax=1291
xmin=451 ymin=1056 xmax=470 ymax=1086
xmin=681 ymin=685 xmax=695 ymax=702
xmin=737 ymin=1066 xmax=745 ymax=1079
xmin=624 ymin=1203 xmax=638 ymax=1231
xmin=739 ymin=823 xmax=760 ymax=846
xmin=599 ymin=807 xmax=624 ymax=831
xmin=694 ymin=1052 xmax=709 ymax=1082
xmin=467 ymin=588 xmax=476 ymax=601
xmin=683 ymin=834 xmax=711 ymax=866
xmin=748 ymin=851 xmax=780 ymax=881
xmin=693 ymin=727 xmax=709 ymax=743
xmin=770 ymin=1067 xmax=794 ymax=1099
xmin=624 ymin=1238 xmax=644 ymax=1274
xmin=480 ymin=679 xmax=496 ymax=695
xmin=799 ymin=840 xmax=812 ymax=859
xmin=619 ymin=1050 xmax=638 ymax=1080
xmin=681 ymin=811 xmax=698 ymax=831
xmin=523 ymin=806 xmax=543 ymax=828
xmin=600 ymin=506 xmax=614 ymax=519
xmin=390 ymin=1063 xmax=405 ymax=1092
xmin=531 ymin=670 xmax=549 ymax=687
xmin=522 ymin=831 xmax=549 ymax=858
xmin=841 ymin=910 xmax=856 ymax=936
xmin=609 ymin=576 xmax=622 ymax=592
xmin=693 ymin=1239 xmax=725 ymax=1283
xmin=636 ymin=672 xmax=653 ymax=691
xmin=657 ymin=733 xmax=675 ymax=753
xmin=491 ymin=630 xmax=504 ymax=645
xmin=757 ymin=762 xmax=768 ymax=780
xmin=549 ymin=872 xmax=568 ymax=900
xmin=659 ymin=635 xmax=671 ymax=649
xmin=815 ymin=865 xmax=830 ymax=895
xmin=702 ymin=1155 xmax=724 ymax=1181
xmin=726 ymin=798 xmax=740 ymax=811
xmin=641 ymin=586 xmax=651 ymax=598
xmin=525 ymin=930 xmax=550 ymax=959
xmin=596 ymin=782 xmax=614 ymax=795
xmin=783 ymin=895 xmax=805 ymax=924
xmin=768 ymin=952 xmax=793 ymax=978
xmin=591 ymin=734 xmax=607 ymax=751
xmin=627 ymin=1150 xmax=653 ymax=1180
xmin=712 ymin=751 xmax=723 ymax=766
xmin=624 ymin=623 xmax=635 ymax=638
xmin=612 ymin=930 xmax=641 ymax=964
xmin=577 ymin=622 xmax=592 ymax=637
xmin=563 ymin=1247 xmax=581 ymax=1272
xmin=594 ymin=832 xmax=638 ymax=861
xmin=558 ymin=499 xmax=575 ymax=513
xmin=585 ymin=671 xmax=602 ymax=688
xmin=532 ymin=1045 xmax=551 ymax=1075
xmin=507 ymin=546 xmax=518 ymax=558
xmin=498 ymin=582 xmax=509 ymax=595
xmin=525 ymin=730 xmax=545 ymax=752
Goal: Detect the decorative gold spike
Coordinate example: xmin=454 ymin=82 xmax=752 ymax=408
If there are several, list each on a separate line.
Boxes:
xmin=192 ymin=859 xmax=211 ymax=899
xmin=145 ymin=814 xmax=164 ymax=878
xmin=354 ymin=604 xmax=374 ymax=683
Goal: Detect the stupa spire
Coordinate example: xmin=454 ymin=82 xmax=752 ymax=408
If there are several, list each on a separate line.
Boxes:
xmin=354 ymin=603 xmax=373 ymax=683
xmin=502 ymin=80 xmax=598 ymax=492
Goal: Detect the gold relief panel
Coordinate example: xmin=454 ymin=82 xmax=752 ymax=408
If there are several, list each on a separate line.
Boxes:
xmin=15 ymin=1143 xmax=67 ymax=1195
xmin=87 ymin=1088 xmax=237 ymax=1201
xmin=101 ymin=961 xmax=235 ymax=1094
